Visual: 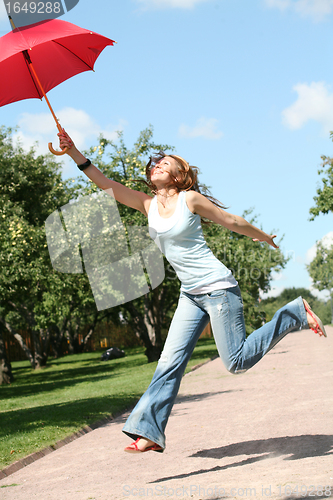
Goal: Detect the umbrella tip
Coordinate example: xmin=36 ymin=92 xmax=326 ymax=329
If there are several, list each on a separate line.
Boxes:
xmin=8 ymin=15 xmax=16 ymax=30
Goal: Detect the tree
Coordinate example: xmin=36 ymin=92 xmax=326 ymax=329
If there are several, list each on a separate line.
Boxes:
xmin=0 ymin=126 xmax=77 ymax=374
xmin=307 ymin=242 xmax=333 ymax=324
xmin=309 ymin=134 xmax=333 ymax=219
xmin=307 ymin=133 xmax=333 ymax=326
xmin=76 ymin=126 xmax=179 ymax=361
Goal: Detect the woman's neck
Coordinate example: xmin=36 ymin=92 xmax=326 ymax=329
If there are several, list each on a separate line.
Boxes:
xmin=156 ymin=187 xmax=178 ymax=198
xmin=156 ymin=187 xmax=179 ymax=208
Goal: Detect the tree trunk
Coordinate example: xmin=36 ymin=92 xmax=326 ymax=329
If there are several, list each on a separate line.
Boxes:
xmin=82 ymin=312 xmax=99 ymax=352
xmin=0 ymin=324 xmax=13 ymax=385
xmin=66 ymin=318 xmax=81 ymax=354
xmin=0 ymin=317 xmax=35 ymax=368
xmin=31 ymin=330 xmax=45 ymax=369
xmin=49 ymin=323 xmax=64 ymax=358
xmin=125 ymin=301 xmax=162 ymax=362
xmin=50 ymin=302 xmax=76 ymax=358
xmin=6 ymin=302 xmax=49 ymax=369
xmin=143 ymin=288 xmax=163 ymax=353
xmin=32 ymin=328 xmax=50 ymax=369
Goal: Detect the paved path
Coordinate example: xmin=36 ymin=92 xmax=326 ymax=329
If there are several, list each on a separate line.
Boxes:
xmin=1 ymin=327 xmax=332 ymax=500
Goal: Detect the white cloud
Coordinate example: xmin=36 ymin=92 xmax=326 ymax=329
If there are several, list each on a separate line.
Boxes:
xmin=136 ymin=0 xmax=211 ymax=9
xmin=13 ymin=107 xmax=126 ymax=175
xmin=295 ymin=0 xmax=333 ymax=20
xmin=264 ymin=0 xmax=333 ymax=21
xmin=282 ymin=82 xmax=333 ymax=133
xmin=179 ymin=117 xmax=223 ymax=140
xmin=305 ymin=231 xmax=333 ymax=264
xmin=308 ymin=284 xmax=331 ymax=301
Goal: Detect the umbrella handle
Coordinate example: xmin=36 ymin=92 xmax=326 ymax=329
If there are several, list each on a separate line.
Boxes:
xmin=48 ymin=142 xmax=69 ymax=156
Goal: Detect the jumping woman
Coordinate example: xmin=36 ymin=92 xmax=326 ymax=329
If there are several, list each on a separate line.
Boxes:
xmin=58 ymin=130 xmax=327 ymax=454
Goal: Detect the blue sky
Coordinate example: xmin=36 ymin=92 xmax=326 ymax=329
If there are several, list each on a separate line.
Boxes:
xmin=1 ymin=0 xmax=333 ymax=299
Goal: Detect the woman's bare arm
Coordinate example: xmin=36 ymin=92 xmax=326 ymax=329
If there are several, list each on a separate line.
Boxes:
xmin=186 ymin=190 xmax=278 ymax=249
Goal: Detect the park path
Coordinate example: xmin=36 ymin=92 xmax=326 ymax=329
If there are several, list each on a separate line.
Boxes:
xmin=0 ymin=326 xmax=332 ymax=500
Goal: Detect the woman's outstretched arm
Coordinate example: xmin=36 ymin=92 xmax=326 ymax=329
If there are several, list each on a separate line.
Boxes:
xmin=186 ymin=190 xmax=279 ymax=249
xmin=58 ymin=130 xmax=152 ymax=216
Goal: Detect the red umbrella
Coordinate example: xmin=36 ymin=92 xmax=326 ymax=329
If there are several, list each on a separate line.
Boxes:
xmin=0 ymin=18 xmax=115 ymax=155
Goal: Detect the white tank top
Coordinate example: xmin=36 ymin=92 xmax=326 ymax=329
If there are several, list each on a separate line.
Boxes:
xmin=148 ymin=191 xmax=238 ymax=294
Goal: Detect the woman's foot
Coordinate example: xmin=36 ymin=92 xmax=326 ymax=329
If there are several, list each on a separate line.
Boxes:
xmin=124 ymin=437 xmax=163 ymax=453
xmin=303 ymin=299 xmax=327 ymax=337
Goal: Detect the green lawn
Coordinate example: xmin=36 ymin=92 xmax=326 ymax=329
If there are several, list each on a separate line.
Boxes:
xmin=0 ymin=338 xmax=218 ymax=470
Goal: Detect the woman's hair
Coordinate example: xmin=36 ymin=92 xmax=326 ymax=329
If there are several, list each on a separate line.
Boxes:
xmin=144 ymin=151 xmax=227 ymax=213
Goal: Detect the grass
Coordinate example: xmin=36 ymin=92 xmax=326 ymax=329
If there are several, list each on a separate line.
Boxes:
xmin=0 ymin=338 xmax=218 ymax=470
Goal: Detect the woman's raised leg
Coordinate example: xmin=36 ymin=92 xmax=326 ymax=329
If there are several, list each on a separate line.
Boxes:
xmin=207 ymin=286 xmax=308 ymax=374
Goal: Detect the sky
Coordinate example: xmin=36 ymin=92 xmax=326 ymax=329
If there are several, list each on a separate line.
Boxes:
xmin=0 ymin=0 xmax=333 ymax=300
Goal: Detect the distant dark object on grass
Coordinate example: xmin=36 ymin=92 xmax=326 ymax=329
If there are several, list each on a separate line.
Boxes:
xmin=101 ymin=347 xmax=126 ymax=361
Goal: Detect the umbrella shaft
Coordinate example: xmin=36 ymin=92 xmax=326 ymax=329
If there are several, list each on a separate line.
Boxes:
xmin=26 ymin=53 xmax=62 ymax=134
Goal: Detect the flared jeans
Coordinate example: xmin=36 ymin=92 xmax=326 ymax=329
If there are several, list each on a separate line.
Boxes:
xmin=122 ymin=285 xmax=308 ymax=450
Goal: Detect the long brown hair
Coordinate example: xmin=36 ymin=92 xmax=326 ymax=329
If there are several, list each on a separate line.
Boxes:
xmin=145 ymin=151 xmax=227 ymax=216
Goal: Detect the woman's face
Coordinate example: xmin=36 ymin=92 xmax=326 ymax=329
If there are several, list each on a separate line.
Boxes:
xmin=150 ymin=156 xmax=179 ymax=186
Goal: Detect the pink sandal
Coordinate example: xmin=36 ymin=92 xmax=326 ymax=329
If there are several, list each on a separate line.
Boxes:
xmin=124 ymin=437 xmax=163 ymax=453
xmin=303 ymin=299 xmax=327 ymax=337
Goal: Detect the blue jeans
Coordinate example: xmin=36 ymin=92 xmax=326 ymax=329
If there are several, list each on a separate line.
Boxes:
xmin=122 ymin=285 xmax=308 ymax=450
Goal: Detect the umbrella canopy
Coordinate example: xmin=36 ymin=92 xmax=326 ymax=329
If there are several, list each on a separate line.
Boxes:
xmin=0 ymin=18 xmax=115 ymax=154
xmin=0 ymin=19 xmax=115 ymax=107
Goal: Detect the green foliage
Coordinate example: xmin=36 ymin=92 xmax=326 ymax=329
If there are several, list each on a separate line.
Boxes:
xmin=0 ymin=126 xmax=74 ymax=306
xmin=0 ymin=127 xmax=72 ymax=223
xmin=307 ymin=242 xmax=333 ymax=292
xmin=0 ymin=127 xmax=84 ymax=368
xmin=309 ymin=133 xmax=333 ymax=219
xmin=308 ymin=133 xmax=333 ymax=324
xmin=260 ymin=287 xmax=332 ymax=325
xmin=306 ymin=242 xmax=333 ymax=324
